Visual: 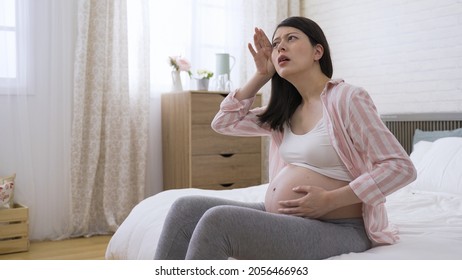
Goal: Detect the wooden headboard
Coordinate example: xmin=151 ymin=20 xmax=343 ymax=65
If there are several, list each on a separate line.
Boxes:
xmin=381 ymin=113 xmax=462 ymax=154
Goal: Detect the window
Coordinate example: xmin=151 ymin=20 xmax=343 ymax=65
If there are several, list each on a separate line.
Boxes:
xmin=147 ymin=0 xmax=238 ymax=94
xmin=191 ymin=0 xmax=229 ymax=73
xmin=0 ymin=0 xmax=17 ymax=82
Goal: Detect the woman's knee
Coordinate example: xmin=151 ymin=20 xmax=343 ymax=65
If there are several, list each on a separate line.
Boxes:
xmin=169 ymin=196 xmax=204 ymax=213
xmin=194 ymin=205 xmax=246 ymax=237
xmin=203 ymin=205 xmax=240 ymax=223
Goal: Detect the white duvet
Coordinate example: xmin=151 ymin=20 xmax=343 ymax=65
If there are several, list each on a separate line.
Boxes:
xmin=106 ymin=138 xmax=462 ymax=260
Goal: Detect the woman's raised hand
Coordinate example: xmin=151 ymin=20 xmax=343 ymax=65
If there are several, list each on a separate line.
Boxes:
xmin=235 ymin=28 xmax=275 ymax=100
xmin=248 ymin=27 xmax=276 ymax=79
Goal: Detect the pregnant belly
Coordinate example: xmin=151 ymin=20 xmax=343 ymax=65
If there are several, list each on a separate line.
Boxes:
xmin=264 ymin=164 xmax=362 ymax=219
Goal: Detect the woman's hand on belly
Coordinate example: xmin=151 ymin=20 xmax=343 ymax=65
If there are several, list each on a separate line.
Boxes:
xmin=264 ymin=164 xmax=363 ymax=219
xmin=277 ymin=185 xmax=336 ymax=218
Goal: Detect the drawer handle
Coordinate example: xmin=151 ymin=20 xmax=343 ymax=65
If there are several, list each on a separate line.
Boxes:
xmin=220 ymin=94 xmax=228 ymax=98
xmin=220 ymin=183 xmax=234 ymax=188
xmin=219 ymin=153 xmax=234 ymax=158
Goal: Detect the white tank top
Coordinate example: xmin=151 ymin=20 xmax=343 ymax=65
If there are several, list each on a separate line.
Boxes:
xmin=279 ymin=119 xmax=353 ymax=182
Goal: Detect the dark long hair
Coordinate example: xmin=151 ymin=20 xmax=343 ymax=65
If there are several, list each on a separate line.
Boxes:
xmin=258 ymin=17 xmax=333 ymax=131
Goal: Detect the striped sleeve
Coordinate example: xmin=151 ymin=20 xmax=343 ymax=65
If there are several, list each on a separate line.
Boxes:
xmin=346 ymin=88 xmax=417 ymax=206
xmin=211 ymin=89 xmax=271 ymax=137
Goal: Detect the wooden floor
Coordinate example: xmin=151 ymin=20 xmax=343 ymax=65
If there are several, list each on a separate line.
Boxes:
xmin=0 ymin=235 xmax=112 ymax=260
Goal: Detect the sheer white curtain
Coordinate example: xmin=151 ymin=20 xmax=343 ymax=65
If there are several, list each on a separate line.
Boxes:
xmin=0 ymin=0 xmax=77 ymax=240
xmin=147 ymin=0 xmax=299 ymax=95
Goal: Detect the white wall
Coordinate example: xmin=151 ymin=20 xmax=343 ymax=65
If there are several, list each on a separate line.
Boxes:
xmin=303 ymin=0 xmax=462 ymax=114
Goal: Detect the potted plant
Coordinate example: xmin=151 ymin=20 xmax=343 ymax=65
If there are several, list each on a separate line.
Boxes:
xmin=194 ymin=69 xmax=214 ymax=91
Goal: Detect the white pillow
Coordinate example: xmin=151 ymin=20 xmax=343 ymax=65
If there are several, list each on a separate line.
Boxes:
xmin=410 ymin=137 xmax=462 ymax=195
xmin=410 ymin=140 xmax=433 ymax=164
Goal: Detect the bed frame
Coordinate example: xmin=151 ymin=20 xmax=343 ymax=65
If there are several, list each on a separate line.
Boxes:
xmin=381 ymin=113 xmax=462 ymax=154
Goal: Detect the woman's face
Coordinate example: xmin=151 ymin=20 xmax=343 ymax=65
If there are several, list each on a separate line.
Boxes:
xmin=271 ymin=26 xmax=322 ymax=80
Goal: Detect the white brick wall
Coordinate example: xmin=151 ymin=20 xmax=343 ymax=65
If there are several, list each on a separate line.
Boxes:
xmin=303 ymin=0 xmax=462 ymax=114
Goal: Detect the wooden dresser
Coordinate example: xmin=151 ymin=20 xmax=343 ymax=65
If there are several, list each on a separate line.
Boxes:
xmin=161 ymin=90 xmax=262 ymax=190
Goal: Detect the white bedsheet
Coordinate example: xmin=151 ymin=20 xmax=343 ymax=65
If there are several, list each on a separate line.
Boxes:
xmin=105 ymin=184 xmax=462 ymax=260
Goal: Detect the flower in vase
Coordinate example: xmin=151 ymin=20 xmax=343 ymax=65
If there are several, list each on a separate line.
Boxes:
xmin=169 ymin=56 xmax=192 ymax=77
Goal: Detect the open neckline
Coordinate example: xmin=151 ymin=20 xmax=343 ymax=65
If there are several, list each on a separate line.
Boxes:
xmin=288 ymin=117 xmax=323 ymax=136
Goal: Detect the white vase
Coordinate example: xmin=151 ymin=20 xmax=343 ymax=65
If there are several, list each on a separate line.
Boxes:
xmin=171 ymin=71 xmax=183 ymax=92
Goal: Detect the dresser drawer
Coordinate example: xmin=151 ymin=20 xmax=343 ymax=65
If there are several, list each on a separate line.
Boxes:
xmin=191 ymin=154 xmax=261 ymax=186
xmin=192 ymin=125 xmax=261 ymax=155
xmin=191 ymin=94 xmax=226 ymax=124
xmin=162 ymin=90 xmax=264 ymax=190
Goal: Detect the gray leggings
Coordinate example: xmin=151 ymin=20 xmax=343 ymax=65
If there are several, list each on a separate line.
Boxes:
xmin=154 ymin=196 xmax=371 ymax=260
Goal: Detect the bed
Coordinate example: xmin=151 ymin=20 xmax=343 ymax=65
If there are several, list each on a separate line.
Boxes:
xmin=105 ymin=113 xmax=462 ymax=260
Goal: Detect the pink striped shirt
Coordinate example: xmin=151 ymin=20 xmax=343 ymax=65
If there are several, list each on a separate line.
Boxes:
xmin=211 ymin=79 xmax=417 ymax=246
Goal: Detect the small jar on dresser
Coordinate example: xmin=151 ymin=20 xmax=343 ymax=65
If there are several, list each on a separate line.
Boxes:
xmin=161 ymin=90 xmax=263 ymax=190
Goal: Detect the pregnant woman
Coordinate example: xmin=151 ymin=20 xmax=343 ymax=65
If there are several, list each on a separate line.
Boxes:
xmin=154 ymin=16 xmax=416 ymax=260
